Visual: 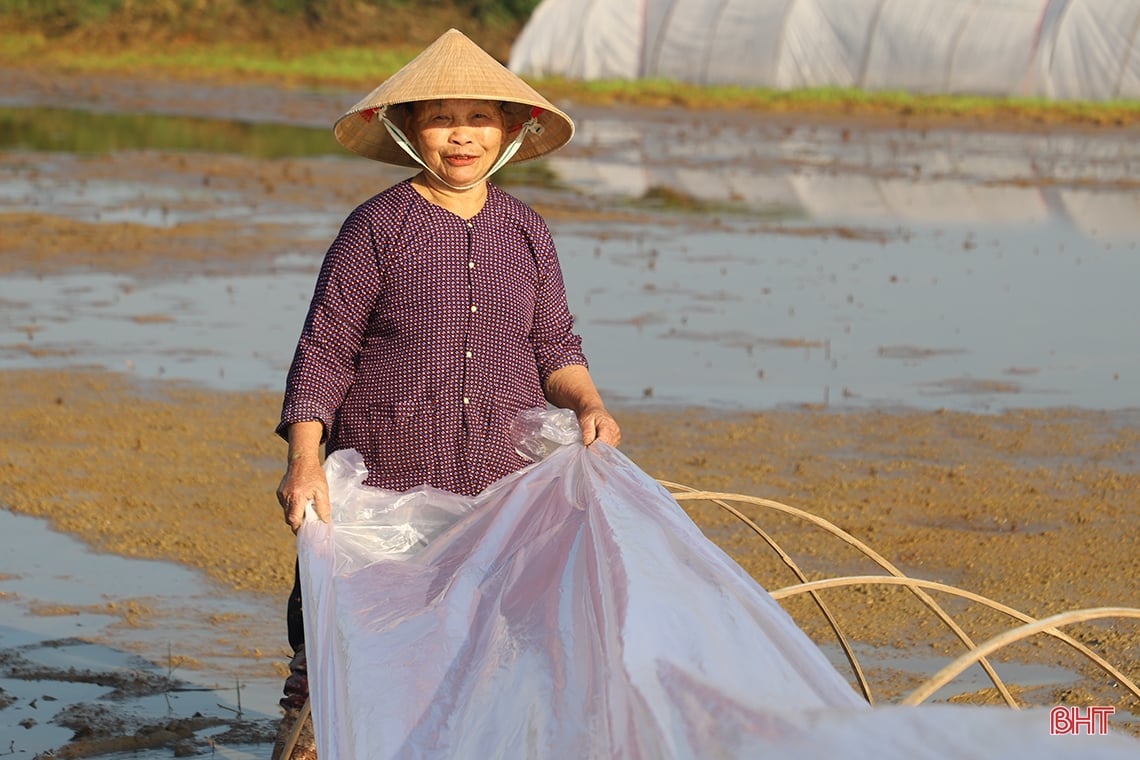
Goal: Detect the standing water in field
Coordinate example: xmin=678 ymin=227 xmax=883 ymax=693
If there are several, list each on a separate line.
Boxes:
xmin=2 ymin=105 xmax=1138 ymax=411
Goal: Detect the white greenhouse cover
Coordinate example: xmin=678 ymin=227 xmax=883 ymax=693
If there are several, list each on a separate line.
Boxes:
xmin=509 ymin=0 xmax=1140 ymax=101
xmin=297 ymin=409 xmax=1140 ymax=759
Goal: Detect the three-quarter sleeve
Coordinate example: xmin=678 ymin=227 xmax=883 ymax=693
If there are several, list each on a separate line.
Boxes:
xmin=524 ymin=210 xmax=588 ymax=383
xmin=277 ymin=208 xmax=382 ymax=441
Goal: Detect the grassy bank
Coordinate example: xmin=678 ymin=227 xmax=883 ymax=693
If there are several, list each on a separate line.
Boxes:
xmin=2 ymin=0 xmax=1139 ymax=129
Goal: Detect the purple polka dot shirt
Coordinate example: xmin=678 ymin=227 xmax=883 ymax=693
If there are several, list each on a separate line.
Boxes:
xmin=278 ymin=179 xmax=588 ymax=496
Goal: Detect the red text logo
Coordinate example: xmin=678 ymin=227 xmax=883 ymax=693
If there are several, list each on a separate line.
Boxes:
xmin=1049 ymin=705 xmax=1115 ymax=735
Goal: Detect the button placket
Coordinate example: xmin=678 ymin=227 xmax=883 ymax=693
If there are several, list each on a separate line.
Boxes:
xmin=462 ymin=220 xmax=476 ymax=411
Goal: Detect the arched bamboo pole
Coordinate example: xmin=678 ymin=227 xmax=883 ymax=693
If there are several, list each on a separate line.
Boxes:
xmin=770 ymin=575 xmax=1140 ymax=704
xmin=656 ymin=484 xmax=874 ymax=703
xmin=903 ymin=608 xmax=1140 ymax=705
xmin=662 ymin=484 xmax=1019 ymax=707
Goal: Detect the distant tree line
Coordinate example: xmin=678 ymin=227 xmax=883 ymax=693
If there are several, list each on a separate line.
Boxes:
xmin=255 ymin=0 xmax=543 ymax=22
xmin=0 ymin=0 xmax=543 ymax=27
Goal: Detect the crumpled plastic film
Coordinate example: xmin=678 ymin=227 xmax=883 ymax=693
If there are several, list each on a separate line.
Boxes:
xmin=298 ymin=408 xmax=1140 ymax=759
xmin=509 ymin=404 xmax=581 ymax=462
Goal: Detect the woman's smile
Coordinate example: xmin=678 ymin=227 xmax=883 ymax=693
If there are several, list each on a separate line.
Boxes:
xmin=408 ymin=99 xmax=505 ymax=187
xmin=444 ymin=153 xmax=478 ymax=165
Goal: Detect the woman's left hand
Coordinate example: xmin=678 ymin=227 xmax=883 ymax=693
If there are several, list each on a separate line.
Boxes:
xmin=544 ymin=365 xmax=621 ymax=448
xmin=579 ymin=407 xmax=621 ymax=447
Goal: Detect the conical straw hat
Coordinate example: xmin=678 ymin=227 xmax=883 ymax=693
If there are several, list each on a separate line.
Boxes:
xmin=334 ymin=28 xmax=574 ymax=167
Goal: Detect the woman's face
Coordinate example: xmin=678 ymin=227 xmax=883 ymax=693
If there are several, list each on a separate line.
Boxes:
xmin=408 ymin=99 xmax=506 ymax=188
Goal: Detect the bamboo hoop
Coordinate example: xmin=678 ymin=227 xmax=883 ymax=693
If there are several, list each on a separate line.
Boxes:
xmin=660 ymin=484 xmax=1136 ymax=710
xmin=770 ymin=575 xmax=1140 ymax=704
xmin=903 ymin=608 xmax=1140 ymax=705
xmin=659 ymin=483 xmax=874 ymax=703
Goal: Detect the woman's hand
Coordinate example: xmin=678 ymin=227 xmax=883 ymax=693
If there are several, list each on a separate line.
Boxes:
xmin=578 ymin=406 xmax=621 ymax=447
xmin=544 ymin=365 xmax=621 ymax=448
xmin=276 ymin=420 xmax=330 ymax=533
xmin=276 ymin=455 xmax=331 ymax=533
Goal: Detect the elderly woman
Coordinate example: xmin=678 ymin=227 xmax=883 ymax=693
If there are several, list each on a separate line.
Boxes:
xmin=271 ymin=29 xmax=619 ymax=759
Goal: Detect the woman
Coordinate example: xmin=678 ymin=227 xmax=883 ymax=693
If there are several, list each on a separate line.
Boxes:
xmin=271 ymin=29 xmax=619 ymax=759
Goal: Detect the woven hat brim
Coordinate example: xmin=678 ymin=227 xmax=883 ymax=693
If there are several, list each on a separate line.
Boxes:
xmin=333 ymin=29 xmax=574 ymax=167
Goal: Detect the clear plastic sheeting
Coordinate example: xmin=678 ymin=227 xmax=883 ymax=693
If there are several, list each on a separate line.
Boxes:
xmin=508 ymin=405 xmax=581 ymax=462
xmin=298 ymin=410 xmax=1140 ymax=759
xmin=509 ymin=0 xmax=1140 ymax=101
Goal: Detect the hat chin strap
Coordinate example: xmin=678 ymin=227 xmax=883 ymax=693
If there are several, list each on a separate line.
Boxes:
xmin=379 ymin=109 xmax=541 ymax=191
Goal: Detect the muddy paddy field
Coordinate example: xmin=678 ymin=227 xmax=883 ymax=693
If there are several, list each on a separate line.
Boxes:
xmin=1 ymin=67 xmax=1139 ymax=756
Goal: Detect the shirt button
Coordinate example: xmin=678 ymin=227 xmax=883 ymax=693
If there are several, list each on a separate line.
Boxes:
xmin=463 ymin=397 xmax=470 ymax=405
xmin=465 ymin=351 xmax=472 ymax=358
xmin=470 ymin=305 xmax=478 ymax=313
xmin=467 ymin=222 xmax=473 ymax=228
xmin=468 ymin=261 xmax=475 ymax=269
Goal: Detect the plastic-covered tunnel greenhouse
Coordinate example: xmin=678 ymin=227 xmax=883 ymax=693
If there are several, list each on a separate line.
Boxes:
xmin=508 ymin=0 xmax=1140 ymax=101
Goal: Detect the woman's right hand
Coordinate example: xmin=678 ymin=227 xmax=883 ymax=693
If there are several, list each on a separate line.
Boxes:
xmin=277 ymin=421 xmax=331 ymax=533
xmin=277 ymin=454 xmax=331 ymax=533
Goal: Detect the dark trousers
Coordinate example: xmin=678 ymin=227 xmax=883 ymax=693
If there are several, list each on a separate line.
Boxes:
xmin=280 ymin=559 xmax=308 ymax=709
xmin=287 ymin=558 xmax=305 ymax=651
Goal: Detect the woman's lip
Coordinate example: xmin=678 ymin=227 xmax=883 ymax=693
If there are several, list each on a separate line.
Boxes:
xmin=444 ymin=154 xmax=478 ymax=165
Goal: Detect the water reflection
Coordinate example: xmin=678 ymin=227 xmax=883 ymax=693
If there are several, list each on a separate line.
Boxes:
xmin=0 ymin=106 xmax=340 ymax=157
xmin=552 ymin=115 xmax=1140 ymax=239
xmin=0 ymin=510 xmax=281 ymax=757
xmin=1 ymin=106 xmax=1138 ymax=411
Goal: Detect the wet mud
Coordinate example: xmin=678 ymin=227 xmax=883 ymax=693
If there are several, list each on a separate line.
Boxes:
xmin=3 ymin=368 xmax=1137 ymax=752
xmin=1 ymin=67 xmax=1138 ymax=754
xmin=1 ymin=636 xmax=276 ymax=757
